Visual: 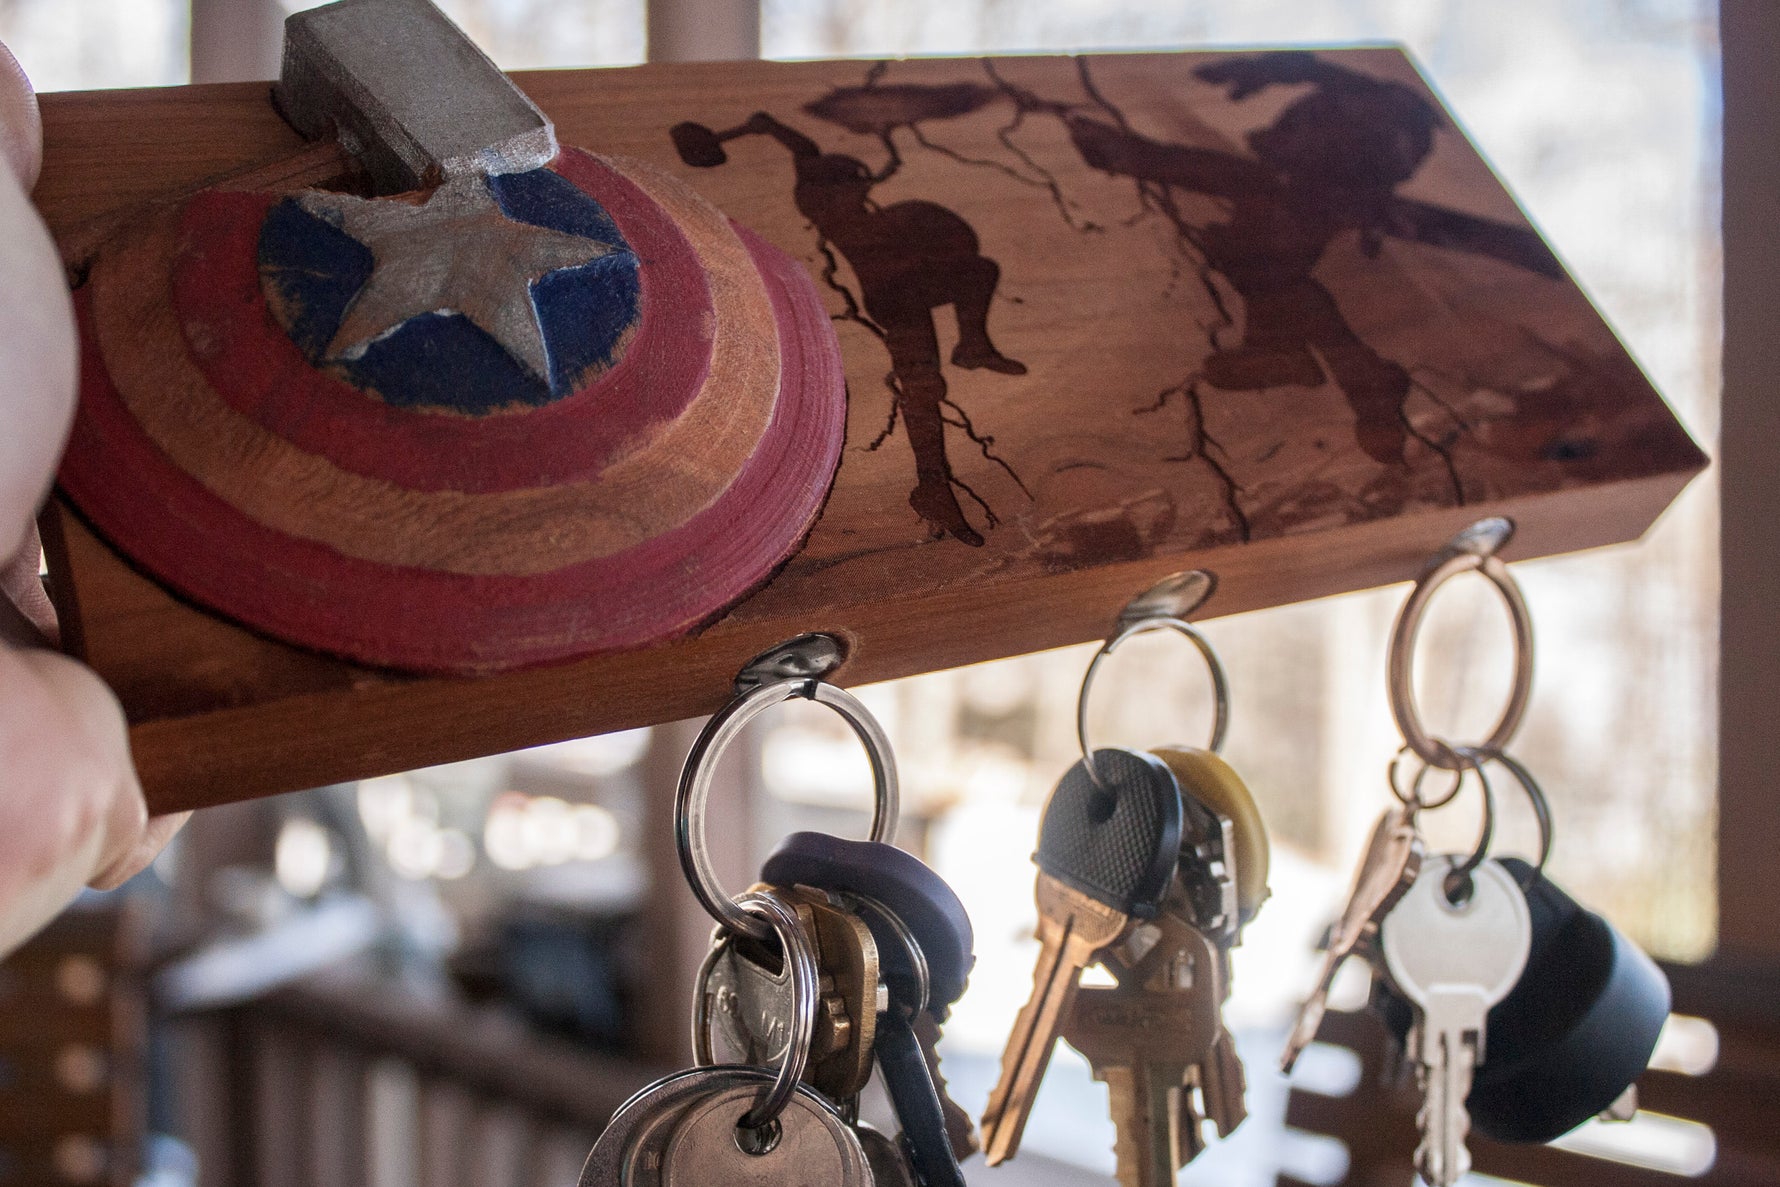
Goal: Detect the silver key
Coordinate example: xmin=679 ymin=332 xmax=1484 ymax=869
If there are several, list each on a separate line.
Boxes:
xmin=578 ymin=1066 xmax=749 ymax=1186
xmin=696 ymin=887 xmax=879 ymax=1104
xmin=578 ymin=1066 xmax=872 ymax=1186
xmin=1379 ymin=856 xmax=1531 ymax=1187
xmin=662 ymin=1074 xmax=873 ymax=1186
xmin=856 ymin=1124 xmax=918 ymax=1187
xmin=698 ymin=931 xmax=851 ymax=1079
xmin=1173 ymin=794 xmax=1239 ymax=947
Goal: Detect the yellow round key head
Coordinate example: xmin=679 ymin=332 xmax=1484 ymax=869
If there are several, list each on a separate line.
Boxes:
xmin=1151 ymin=746 xmax=1270 ymax=923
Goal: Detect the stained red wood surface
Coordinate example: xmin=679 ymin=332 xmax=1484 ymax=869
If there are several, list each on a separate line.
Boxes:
xmin=32 ymin=49 xmax=1706 ymax=811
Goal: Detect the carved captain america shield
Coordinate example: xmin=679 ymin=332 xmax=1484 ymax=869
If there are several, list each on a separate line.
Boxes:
xmin=58 ymin=149 xmax=846 ymax=673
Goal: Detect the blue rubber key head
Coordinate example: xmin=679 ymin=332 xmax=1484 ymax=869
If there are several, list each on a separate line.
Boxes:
xmin=1036 ymin=749 xmax=1184 ymax=920
xmin=761 ymin=831 xmax=975 ymax=1010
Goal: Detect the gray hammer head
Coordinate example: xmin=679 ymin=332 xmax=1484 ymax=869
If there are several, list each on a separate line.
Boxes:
xmin=274 ymin=0 xmax=559 ymax=194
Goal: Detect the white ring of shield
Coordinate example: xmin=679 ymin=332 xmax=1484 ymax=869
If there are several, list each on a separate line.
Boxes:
xmin=1379 ymin=855 xmax=1533 ymax=1027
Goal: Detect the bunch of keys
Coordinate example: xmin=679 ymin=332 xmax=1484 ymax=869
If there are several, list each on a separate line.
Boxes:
xmin=582 ymin=634 xmax=980 ymax=1186
xmin=581 ymin=890 xmax=878 ymax=1185
xmin=980 ymin=570 xmax=1273 ymax=1186
xmin=1281 ymin=518 xmax=1668 ymax=1186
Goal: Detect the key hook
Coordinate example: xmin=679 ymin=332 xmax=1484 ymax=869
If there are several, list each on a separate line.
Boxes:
xmin=689 ymin=890 xmax=822 ymax=1134
xmin=677 ymin=635 xmax=899 ymax=941
xmin=1388 ymin=518 xmax=1534 ymax=771
xmin=1077 ymin=570 xmax=1230 ymax=788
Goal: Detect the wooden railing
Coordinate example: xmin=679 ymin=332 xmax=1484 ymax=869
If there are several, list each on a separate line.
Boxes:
xmin=169 ymin=968 xmax=675 ymax=1187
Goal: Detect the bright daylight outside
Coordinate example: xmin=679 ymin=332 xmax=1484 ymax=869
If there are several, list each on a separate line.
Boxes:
xmin=0 ymin=0 xmax=1718 ymax=1184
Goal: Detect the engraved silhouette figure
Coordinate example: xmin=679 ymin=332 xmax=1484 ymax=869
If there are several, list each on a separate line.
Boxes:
xmin=673 ymin=111 xmax=1025 ymax=546
xmin=1053 ymin=53 xmax=1564 ymax=465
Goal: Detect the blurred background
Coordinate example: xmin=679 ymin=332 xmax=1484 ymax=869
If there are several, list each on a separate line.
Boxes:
xmin=0 ymin=1 xmax=1722 ymax=1185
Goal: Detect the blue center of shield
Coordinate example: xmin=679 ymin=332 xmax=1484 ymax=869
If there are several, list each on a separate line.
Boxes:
xmin=257 ymin=168 xmax=642 ymax=415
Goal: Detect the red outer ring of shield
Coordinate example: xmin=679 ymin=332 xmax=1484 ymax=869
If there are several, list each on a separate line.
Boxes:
xmin=58 ymin=224 xmax=844 ymax=674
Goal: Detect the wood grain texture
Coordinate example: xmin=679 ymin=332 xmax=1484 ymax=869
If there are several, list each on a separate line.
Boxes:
xmin=33 ymin=49 xmax=1705 ymax=812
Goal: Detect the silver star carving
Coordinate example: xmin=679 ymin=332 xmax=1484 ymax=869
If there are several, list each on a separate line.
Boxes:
xmin=299 ymin=176 xmax=615 ymax=382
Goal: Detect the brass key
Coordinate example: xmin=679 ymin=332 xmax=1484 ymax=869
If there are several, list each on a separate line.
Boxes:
xmin=1106 ymin=890 xmax=1246 ymax=1168
xmin=979 ymin=749 xmax=1184 ymax=1166
xmin=1280 ymin=802 xmax=1423 ymax=1073
xmin=1067 ymin=982 xmax=1208 ymax=1187
xmin=1070 ymin=900 xmax=1229 ymax=1186
xmin=774 ymin=884 xmax=882 ymax=1101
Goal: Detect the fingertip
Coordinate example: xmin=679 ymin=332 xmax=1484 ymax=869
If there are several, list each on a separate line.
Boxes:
xmin=0 ymin=40 xmax=42 ymax=189
xmin=89 ymin=811 xmax=189 ymax=891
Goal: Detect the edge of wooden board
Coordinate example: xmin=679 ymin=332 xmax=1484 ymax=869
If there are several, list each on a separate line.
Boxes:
xmin=30 ymin=55 xmax=1709 ymax=811
xmin=70 ymin=464 xmax=1697 ymax=813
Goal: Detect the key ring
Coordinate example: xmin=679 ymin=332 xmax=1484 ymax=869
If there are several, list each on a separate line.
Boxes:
xmin=677 ymin=635 xmax=899 ymax=941
xmin=689 ymin=890 xmax=821 ymax=1134
xmin=1388 ymin=518 xmax=1534 ymax=771
xmin=1463 ymin=747 xmax=1555 ymax=886
xmin=1388 ymin=745 xmax=1467 ymax=811
xmin=1389 ymin=743 xmax=1552 ymax=898
xmin=854 ymin=893 xmax=931 ymax=1015
xmin=1440 ymin=747 xmax=1498 ymax=901
xmin=1077 ymin=570 xmax=1229 ymax=787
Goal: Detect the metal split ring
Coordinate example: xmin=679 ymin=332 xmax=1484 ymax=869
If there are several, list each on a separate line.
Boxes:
xmin=677 ymin=675 xmax=898 ymax=941
xmin=1394 ymin=743 xmax=1555 ymax=900
xmin=690 ymin=890 xmax=820 ymax=1132
xmin=1462 ymin=747 xmax=1555 ymax=886
xmin=1388 ymin=745 xmax=1467 ymax=812
xmin=1388 ymin=518 xmax=1534 ymax=771
xmin=1440 ymin=749 xmax=1499 ymax=900
xmin=1078 ymin=571 xmax=1229 ymax=787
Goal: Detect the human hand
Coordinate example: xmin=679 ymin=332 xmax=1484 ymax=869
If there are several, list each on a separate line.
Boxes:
xmin=0 ymin=39 xmax=187 ymax=956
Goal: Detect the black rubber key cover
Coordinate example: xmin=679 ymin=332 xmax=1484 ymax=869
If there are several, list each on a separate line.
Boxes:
xmin=876 ymin=994 xmax=967 ymax=1187
xmin=1035 ymin=749 xmax=1183 ymax=920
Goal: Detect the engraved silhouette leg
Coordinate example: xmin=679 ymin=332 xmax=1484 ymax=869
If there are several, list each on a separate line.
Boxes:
xmin=1228 ymin=280 xmax=1409 ymax=466
xmin=947 ymin=256 xmax=1027 ymax=375
xmin=898 ymin=365 xmax=984 ymax=546
xmin=879 ymin=306 xmax=984 ymax=546
xmin=1317 ymin=334 xmax=1411 ymax=466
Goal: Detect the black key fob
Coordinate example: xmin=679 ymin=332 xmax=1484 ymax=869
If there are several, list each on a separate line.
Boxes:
xmin=1036 ymin=748 xmax=1184 ymax=920
xmin=1374 ymin=859 xmax=1670 ymax=1144
xmin=1467 ymin=858 xmax=1670 ymax=1142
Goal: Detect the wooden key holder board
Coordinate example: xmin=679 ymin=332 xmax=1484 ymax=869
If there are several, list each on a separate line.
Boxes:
xmin=33 ymin=47 xmax=1706 ymax=813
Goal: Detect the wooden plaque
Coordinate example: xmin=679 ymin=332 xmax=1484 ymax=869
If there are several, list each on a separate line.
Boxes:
xmin=33 ymin=48 xmax=1705 ymax=812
